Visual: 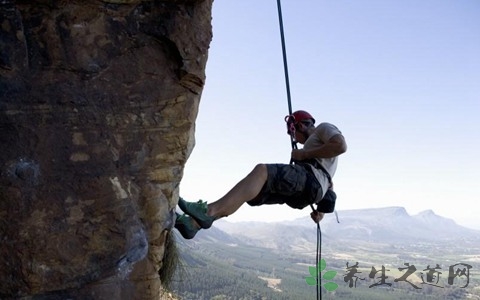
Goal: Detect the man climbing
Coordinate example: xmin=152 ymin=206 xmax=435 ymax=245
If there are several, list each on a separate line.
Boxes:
xmin=175 ymin=110 xmax=347 ymax=239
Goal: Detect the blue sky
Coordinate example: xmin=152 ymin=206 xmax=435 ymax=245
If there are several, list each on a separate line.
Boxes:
xmin=180 ymin=0 xmax=480 ymax=229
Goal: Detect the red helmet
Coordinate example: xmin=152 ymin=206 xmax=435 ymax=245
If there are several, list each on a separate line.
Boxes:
xmin=291 ymin=110 xmax=315 ymax=124
xmin=285 ymin=110 xmax=315 ymax=135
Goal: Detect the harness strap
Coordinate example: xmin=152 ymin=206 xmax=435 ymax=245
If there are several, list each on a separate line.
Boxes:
xmin=303 ymin=160 xmax=340 ymax=223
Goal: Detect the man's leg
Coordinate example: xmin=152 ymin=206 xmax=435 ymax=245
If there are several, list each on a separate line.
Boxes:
xmin=175 ymin=164 xmax=267 ymax=238
xmin=207 ymin=163 xmax=267 ymax=219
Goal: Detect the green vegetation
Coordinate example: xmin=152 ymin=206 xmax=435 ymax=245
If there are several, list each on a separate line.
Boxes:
xmin=159 ymin=230 xmax=181 ymax=291
xmin=167 ymin=232 xmax=480 ymax=300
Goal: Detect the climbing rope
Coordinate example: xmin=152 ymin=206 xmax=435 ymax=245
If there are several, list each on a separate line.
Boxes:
xmin=276 ymin=0 xmax=296 ymax=153
xmin=276 ymin=1 xmax=322 ymax=299
xmin=312 ymin=212 xmax=323 ymax=300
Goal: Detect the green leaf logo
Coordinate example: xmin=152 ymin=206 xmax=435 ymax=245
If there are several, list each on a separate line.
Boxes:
xmin=305 ymin=276 xmax=317 ymax=286
xmin=305 ymin=259 xmax=338 ymax=291
xmin=324 ymin=282 xmax=339 ymax=291
xmin=319 ymin=259 xmax=326 ymax=271
xmin=323 ymin=270 xmax=337 ymax=280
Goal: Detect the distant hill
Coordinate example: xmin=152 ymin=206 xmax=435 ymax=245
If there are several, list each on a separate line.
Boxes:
xmin=211 ymin=206 xmax=480 ymax=250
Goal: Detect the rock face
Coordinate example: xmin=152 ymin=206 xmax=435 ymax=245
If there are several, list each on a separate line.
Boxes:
xmin=0 ymin=0 xmax=212 ymax=298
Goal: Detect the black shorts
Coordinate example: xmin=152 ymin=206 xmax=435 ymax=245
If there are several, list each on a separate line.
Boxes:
xmin=247 ymin=163 xmax=322 ymax=210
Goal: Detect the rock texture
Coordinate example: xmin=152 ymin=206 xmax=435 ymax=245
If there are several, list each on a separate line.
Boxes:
xmin=0 ymin=0 xmax=212 ymax=298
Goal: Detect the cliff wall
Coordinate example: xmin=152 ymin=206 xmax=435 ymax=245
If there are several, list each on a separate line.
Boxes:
xmin=0 ymin=0 xmax=212 ymax=298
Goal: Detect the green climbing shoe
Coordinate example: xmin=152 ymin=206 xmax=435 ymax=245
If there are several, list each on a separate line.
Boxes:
xmin=178 ymin=197 xmax=216 ymax=229
xmin=174 ymin=213 xmax=199 ymax=240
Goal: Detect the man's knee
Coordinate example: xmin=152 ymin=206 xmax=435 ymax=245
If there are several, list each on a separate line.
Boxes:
xmin=251 ymin=164 xmax=268 ymax=180
xmin=253 ymin=163 xmax=267 ymax=173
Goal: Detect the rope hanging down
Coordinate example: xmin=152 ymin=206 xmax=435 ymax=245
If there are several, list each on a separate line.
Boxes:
xmin=275 ymin=1 xmax=322 ymax=300
xmin=275 ymin=0 xmax=296 ymax=153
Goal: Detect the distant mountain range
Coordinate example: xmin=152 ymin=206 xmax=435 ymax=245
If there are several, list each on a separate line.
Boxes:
xmin=195 ymin=206 xmax=480 ymax=251
xmin=173 ymin=206 xmax=480 ymax=300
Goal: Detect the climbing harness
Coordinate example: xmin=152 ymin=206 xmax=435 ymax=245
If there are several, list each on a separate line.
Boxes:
xmin=276 ymin=1 xmax=322 ymax=299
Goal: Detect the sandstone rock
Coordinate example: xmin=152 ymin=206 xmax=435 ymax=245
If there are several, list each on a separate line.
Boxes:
xmin=0 ymin=0 xmax=212 ymax=298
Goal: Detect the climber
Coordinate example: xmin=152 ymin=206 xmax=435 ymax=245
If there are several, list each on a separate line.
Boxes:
xmin=175 ymin=110 xmax=347 ymax=239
